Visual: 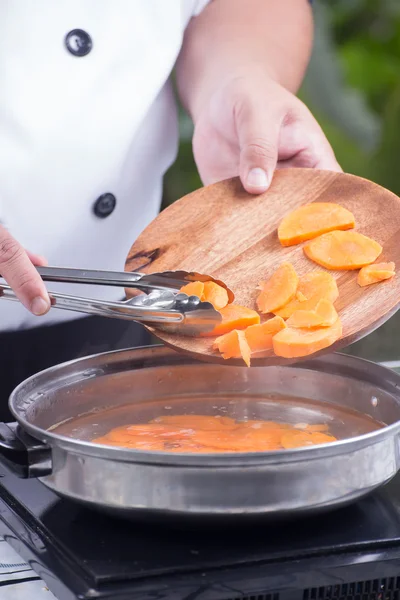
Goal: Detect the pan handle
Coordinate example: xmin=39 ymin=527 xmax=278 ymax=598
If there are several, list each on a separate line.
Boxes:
xmin=0 ymin=423 xmax=52 ymax=478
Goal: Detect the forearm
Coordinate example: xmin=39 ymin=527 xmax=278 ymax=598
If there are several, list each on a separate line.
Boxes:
xmin=176 ymin=0 xmax=313 ymax=122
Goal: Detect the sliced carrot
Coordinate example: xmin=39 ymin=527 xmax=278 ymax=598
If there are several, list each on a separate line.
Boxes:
xmin=126 ymin=424 xmax=192 ymax=440
xmin=304 ymin=230 xmax=382 ymax=270
xmin=296 ymin=291 xmax=307 ymax=302
xmin=213 ymin=329 xmax=251 ymax=366
xmin=286 ymin=299 xmax=338 ymax=329
xmin=274 ymin=271 xmax=338 ymax=319
xmin=272 ymin=318 xmax=342 ymax=358
xmin=305 ymin=424 xmax=330 ymax=433
xmin=94 ymin=417 xmax=337 ymax=454
xmin=166 ymin=442 xmax=227 ymax=453
xmin=314 ymin=299 xmax=339 ymax=326
xmin=180 ymin=281 xmax=204 ymax=298
xmin=202 ymin=281 xmax=229 ymax=310
xmin=205 ymin=304 xmax=260 ymax=336
xmin=193 ymin=426 xmax=283 ymax=452
xmin=286 ymin=308 xmax=323 ymax=329
xmin=92 ymin=436 xmax=116 ymax=446
xmin=180 ymin=281 xmax=229 ymax=310
xmin=245 ymin=316 xmax=286 ymax=353
xmin=122 ymin=439 xmax=167 ymax=451
xmin=239 ymin=420 xmax=291 ymax=430
xmin=152 ymin=415 xmax=237 ymax=430
xmin=104 ymin=427 xmax=141 ymax=443
xmin=278 ymin=202 xmax=355 ymax=247
xmin=257 ymin=262 xmax=299 ymax=314
xmin=357 ymin=262 xmax=395 ymax=287
xmin=281 ymin=430 xmax=336 ymax=449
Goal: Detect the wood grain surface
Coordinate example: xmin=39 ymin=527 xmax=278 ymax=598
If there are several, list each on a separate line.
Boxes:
xmin=125 ymin=169 xmax=400 ymax=366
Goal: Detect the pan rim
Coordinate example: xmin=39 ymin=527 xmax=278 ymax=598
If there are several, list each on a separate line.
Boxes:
xmin=9 ymin=346 xmax=400 ymax=468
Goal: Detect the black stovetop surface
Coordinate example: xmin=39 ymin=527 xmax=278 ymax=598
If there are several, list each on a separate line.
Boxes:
xmin=2 ymin=469 xmax=400 ymax=600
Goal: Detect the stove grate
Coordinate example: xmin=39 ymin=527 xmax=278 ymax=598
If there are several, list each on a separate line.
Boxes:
xmin=222 ymin=579 xmax=400 ymax=600
xmin=304 ymin=578 xmax=400 ymax=600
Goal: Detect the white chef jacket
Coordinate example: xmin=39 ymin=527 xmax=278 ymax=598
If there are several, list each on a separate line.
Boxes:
xmin=0 ymin=0 xmax=210 ymax=332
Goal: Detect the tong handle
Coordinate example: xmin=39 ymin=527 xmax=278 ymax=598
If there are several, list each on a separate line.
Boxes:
xmin=36 ymin=266 xmax=144 ymax=289
xmin=0 ymin=285 xmax=183 ymax=324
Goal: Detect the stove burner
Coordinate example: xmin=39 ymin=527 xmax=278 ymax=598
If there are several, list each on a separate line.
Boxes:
xmin=2 ymin=469 xmax=400 ymax=600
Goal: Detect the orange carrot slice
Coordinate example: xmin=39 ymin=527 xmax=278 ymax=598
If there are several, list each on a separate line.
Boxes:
xmin=193 ymin=426 xmax=283 ymax=452
xmin=257 ymin=262 xmax=299 ymax=314
xmin=166 ymin=442 xmax=227 ymax=453
xmin=305 ymin=424 xmax=330 ymax=433
xmin=94 ymin=417 xmax=337 ymax=454
xmin=245 ymin=316 xmax=286 ymax=352
xmin=205 ymin=304 xmax=260 ymax=336
xmin=272 ymin=318 xmax=342 ymax=358
xmin=281 ymin=430 xmax=336 ymax=449
xmin=126 ymin=424 xmax=192 ymax=440
xmin=180 ymin=281 xmax=204 ymax=298
xmin=314 ymin=298 xmax=339 ymax=326
xmin=286 ymin=299 xmax=338 ymax=329
xmin=278 ymin=202 xmax=355 ymax=247
xmin=213 ymin=329 xmax=251 ymax=366
xmin=152 ymin=415 xmax=237 ymax=430
xmin=179 ymin=280 xmax=229 ymax=310
xmin=274 ymin=271 xmax=338 ymax=319
xmin=357 ymin=262 xmax=395 ymax=287
xmin=202 ymin=281 xmax=229 ymax=309
xmin=239 ymin=420 xmax=291 ymax=430
xmin=296 ymin=291 xmax=307 ymax=302
xmin=304 ymin=231 xmax=382 ymax=270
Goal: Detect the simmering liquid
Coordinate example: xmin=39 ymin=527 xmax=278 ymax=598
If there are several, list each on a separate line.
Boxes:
xmin=91 ymin=415 xmax=337 ymax=452
xmin=51 ymin=393 xmax=383 ymax=453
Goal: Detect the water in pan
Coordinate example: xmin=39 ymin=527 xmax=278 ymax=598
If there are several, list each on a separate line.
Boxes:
xmin=51 ymin=394 xmax=383 ymax=449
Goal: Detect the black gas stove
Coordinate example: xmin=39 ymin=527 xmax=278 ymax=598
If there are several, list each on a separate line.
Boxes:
xmin=2 ymin=468 xmax=400 ymax=600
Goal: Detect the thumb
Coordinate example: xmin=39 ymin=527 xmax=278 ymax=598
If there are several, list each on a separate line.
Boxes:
xmin=236 ymin=99 xmax=282 ymax=194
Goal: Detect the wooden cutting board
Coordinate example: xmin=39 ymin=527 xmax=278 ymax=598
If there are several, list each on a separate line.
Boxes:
xmin=125 ymin=168 xmax=400 ymax=366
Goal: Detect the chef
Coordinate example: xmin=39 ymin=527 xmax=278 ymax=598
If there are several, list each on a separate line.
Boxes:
xmin=0 ymin=0 xmax=340 ymax=419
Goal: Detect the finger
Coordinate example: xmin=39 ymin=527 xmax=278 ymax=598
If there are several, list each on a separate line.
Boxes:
xmin=236 ymin=98 xmax=284 ymax=194
xmin=278 ymin=108 xmax=342 ymax=172
xmin=277 ymin=153 xmax=342 ymax=172
xmin=0 ymin=227 xmax=50 ymax=315
xmin=25 ymin=249 xmax=49 ymax=267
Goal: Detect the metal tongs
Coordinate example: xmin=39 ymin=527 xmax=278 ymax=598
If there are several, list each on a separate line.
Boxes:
xmin=0 ymin=266 xmax=233 ymax=336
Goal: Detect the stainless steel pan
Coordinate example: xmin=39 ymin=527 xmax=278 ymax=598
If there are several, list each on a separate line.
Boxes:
xmin=1 ymin=347 xmax=400 ymax=518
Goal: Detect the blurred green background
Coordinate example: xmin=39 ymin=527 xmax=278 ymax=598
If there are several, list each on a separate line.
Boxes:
xmin=162 ymin=0 xmax=400 ymax=363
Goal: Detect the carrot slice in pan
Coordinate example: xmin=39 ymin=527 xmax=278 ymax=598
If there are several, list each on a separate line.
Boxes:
xmin=278 ymin=202 xmax=355 ymax=247
xmin=152 ymin=415 xmax=237 ymax=430
xmin=304 ymin=231 xmax=382 ymax=270
xmin=281 ymin=430 xmax=336 ymax=449
xmin=305 ymin=424 xmax=330 ymax=433
xmin=272 ymin=318 xmax=342 ymax=358
xmin=205 ymin=304 xmax=260 ymax=336
xmin=286 ymin=299 xmax=338 ymax=329
xmin=193 ymin=426 xmax=283 ymax=452
xmin=257 ymin=262 xmax=299 ymax=314
xmin=274 ymin=271 xmax=338 ymax=319
xmin=245 ymin=316 xmax=286 ymax=352
xmin=239 ymin=420 xmax=291 ymax=431
xmin=122 ymin=439 xmax=167 ymax=451
xmin=357 ymin=262 xmax=395 ymax=287
xmin=166 ymin=442 xmax=228 ymax=453
xmin=94 ymin=417 xmax=338 ymax=454
xmin=213 ymin=329 xmax=251 ymax=366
